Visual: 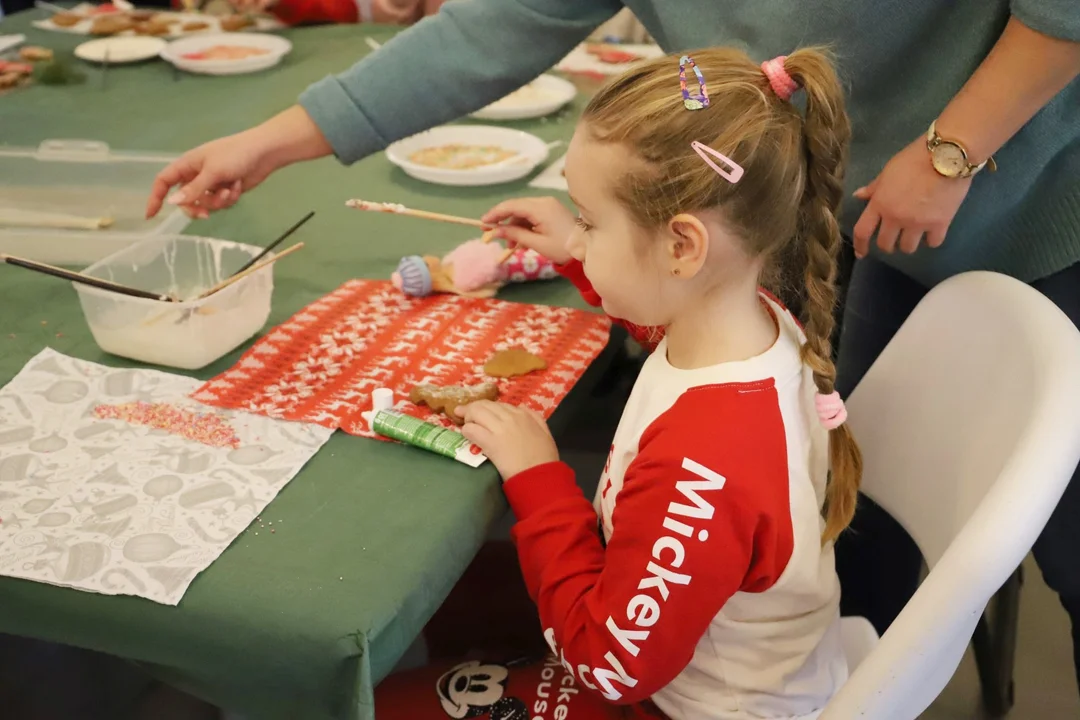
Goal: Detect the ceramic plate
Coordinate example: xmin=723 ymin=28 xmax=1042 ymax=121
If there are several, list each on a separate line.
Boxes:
xmin=160 ymin=32 xmax=291 ymax=75
xmin=385 ymin=125 xmax=550 ymax=187
xmin=471 ymin=74 xmax=577 ymax=121
xmin=75 ymin=36 xmax=167 ymax=63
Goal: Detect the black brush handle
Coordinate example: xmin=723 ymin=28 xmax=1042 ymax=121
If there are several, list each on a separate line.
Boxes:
xmin=2 ymin=256 xmax=174 ymax=302
xmin=231 ymin=211 xmax=315 ymax=277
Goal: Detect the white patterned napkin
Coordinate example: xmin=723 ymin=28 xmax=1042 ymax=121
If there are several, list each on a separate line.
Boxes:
xmin=0 ymin=349 xmax=333 ymax=605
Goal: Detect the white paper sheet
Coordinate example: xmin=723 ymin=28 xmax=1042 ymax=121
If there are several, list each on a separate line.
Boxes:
xmin=528 ymin=152 xmax=568 ymax=192
xmin=0 ymin=349 xmax=333 ymax=605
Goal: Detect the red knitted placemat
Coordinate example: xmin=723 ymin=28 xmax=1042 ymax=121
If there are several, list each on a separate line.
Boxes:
xmin=191 ymin=280 xmax=612 ymax=437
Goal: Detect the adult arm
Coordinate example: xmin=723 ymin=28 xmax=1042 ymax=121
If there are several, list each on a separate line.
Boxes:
xmin=934 ymin=9 xmax=1080 ymax=165
xmin=299 ymin=0 xmax=624 ymax=163
xmin=853 ymin=7 xmax=1080 ymax=256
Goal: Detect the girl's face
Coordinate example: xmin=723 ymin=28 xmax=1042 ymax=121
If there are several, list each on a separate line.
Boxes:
xmin=562 ymin=130 xmax=677 ymax=327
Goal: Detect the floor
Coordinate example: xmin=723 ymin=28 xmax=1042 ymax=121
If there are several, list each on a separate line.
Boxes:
xmin=1 ymin=352 xmax=1078 ymax=719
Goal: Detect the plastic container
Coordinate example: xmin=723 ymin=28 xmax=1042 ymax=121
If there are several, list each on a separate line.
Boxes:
xmin=0 ymin=140 xmax=190 ymax=265
xmin=75 ymin=235 xmax=274 ymax=370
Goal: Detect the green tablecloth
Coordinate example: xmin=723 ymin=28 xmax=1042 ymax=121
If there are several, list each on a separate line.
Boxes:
xmin=0 ymin=13 xmax=592 ymax=719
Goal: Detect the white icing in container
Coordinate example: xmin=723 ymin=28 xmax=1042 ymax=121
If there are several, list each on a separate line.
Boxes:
xmin=74 ymin=235 xmax=273 ymax=370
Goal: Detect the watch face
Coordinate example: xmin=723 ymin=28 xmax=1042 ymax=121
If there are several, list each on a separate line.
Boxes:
xmin=931 ymin=142 xmax=967 ymax=177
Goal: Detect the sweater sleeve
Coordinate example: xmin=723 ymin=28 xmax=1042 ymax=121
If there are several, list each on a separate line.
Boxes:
xmin=504 ymin=384 xmax=795 ymax=704
xmin=298 ymin=0 xmax=623 ymax=164
xmin=1011 ymin=0 xmax=1080 ymax=42
xmin=556 ymin=260 xmax=663 ymax=351
xmin=272 ymin=0 xmax=358 ymax=25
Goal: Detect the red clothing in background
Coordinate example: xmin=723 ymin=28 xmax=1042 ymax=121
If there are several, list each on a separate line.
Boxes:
xmin=271 ymin=0 xmax=445 ymax=26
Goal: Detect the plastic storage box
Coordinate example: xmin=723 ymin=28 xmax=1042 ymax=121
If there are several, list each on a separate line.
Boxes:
xmin=75 ymin=235 xmax=274 ymax=370
xmin=0 ymin=140 xmax=190 ymax=265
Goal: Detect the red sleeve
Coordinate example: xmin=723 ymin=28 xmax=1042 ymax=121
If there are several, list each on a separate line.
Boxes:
xmin=555 ymin=260 xmax=664 ymax=352
xmin=504 ymin=382 xmax=795 ymax=704
xmin=272 ymin=0 xmax=358 ymax=25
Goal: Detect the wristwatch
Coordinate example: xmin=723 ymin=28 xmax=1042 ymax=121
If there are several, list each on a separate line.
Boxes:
xmin=926 ymin=121 xmax=997 ymax=179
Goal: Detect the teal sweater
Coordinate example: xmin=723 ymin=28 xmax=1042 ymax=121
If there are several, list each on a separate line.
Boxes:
xmin=299 ymin=0 xmax=1080 ymax=288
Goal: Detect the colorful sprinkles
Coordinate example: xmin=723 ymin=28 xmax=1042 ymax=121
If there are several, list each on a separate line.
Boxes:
xmin=93 ymin=401 xmax=241 ymax=449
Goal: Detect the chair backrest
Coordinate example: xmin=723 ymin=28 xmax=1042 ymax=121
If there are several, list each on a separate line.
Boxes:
xmin=822 ymin=272 xmax=1080 ymax=720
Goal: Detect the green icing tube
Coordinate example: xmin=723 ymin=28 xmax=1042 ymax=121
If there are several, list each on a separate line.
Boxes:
xmin=372 ymin=410 xmax=487 ymax=467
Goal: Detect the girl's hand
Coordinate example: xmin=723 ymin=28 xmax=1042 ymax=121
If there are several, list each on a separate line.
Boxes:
xmin=852 ymin=138 xmax=973 ymax=258
xmin=459 ymin=401 xmax=559 ymax=480
xmin=482 ymin=197 xmax=576 ymax=265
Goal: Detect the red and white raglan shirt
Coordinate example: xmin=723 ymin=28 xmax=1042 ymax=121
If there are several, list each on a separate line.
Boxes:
xmin=502 ymin=260 xmax=848 ymax=719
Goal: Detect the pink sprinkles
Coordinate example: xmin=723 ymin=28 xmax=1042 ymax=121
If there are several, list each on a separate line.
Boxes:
xmin=93 ymin=401 xmax=241 ymax=449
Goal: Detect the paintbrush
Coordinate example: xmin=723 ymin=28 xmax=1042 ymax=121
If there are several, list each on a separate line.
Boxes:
xmin=345 ymin=200 xmax=493 ymax=230
xmin=1 ymin=254 xmax=177 ymax=302
xmin=229 ymin=210 xmax=314 ymax=278
xmin=195 ymin=242 xmax=304 ymax=300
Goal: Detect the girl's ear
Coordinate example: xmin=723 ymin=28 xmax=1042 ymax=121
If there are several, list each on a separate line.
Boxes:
xmin=666 ymin=213 xmax=710 ymax=278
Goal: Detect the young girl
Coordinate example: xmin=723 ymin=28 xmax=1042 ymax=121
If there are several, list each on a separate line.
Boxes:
xmin=376 ymin=47 xmax=861 ymax=720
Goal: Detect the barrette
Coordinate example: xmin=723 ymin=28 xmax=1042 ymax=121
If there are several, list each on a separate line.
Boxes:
xmin=679 ymin=55 xmax=709 ymax=110
xmin=691 ymin=141 xmax=743 ymax=184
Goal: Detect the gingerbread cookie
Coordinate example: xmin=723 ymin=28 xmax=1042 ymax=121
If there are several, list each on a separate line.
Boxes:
xmin=134 ymin=20 xmax=172 ymax=36
xmin=483 ymin=348 xmax=547 ymax=378
xmin=90 ymin=15 xmax=134 ymax=35
xmin=50 ymin=12 xmax=83 ymax=27
xmin=410 ymin=383 xmax=498 ymax=425
xmin=220 ymin=15 xmax=253 ymax=31
xmin=19 ymin=47 xmax=54 ymax=62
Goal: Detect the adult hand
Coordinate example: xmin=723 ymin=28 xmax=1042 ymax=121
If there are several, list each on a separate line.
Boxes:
xmin=852 ymin=138 xmax=973 ymax=258
xmin=482 ymin=197 xmax=577 ymax=265
xmin=458 ymin=401 xmax=559 ymax=481
xmin=146 ymin=106 xmax=332 ymax=220
xmin=145 ymin=132 xmax=273 ymax=220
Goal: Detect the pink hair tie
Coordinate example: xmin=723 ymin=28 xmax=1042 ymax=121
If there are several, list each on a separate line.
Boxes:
xmin=815 ymin=391 xmax=848 ymax=430
xmin=761 ymin=55 xmax=799 ymax=101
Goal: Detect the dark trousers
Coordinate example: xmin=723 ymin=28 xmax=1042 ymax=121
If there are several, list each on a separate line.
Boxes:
xmin=833 ymin=255 xmax=1080 ymax=695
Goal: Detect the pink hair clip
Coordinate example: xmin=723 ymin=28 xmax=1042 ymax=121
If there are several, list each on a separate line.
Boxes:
xmin=691 ymin=141 xmax=744 ymax=184
xmin=761 ymin=55 xmax=799 ymax=101
xmin=815 ymin=391 xmax=848 ymax=430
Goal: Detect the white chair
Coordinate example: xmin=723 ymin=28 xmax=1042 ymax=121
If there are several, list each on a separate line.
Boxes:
xmin=823 ymin=272 xmax=1080 ymax=719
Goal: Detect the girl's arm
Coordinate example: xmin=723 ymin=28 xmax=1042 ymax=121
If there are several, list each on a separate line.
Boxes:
xmin=297 ymin=0 xmax=624 ymax=164
xmin=504 ymin=385 xmax=796 ymax=703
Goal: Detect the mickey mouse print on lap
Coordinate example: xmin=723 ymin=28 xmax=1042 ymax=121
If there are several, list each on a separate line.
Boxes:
xmin=375 ymin=656 xmax=661 ymax=719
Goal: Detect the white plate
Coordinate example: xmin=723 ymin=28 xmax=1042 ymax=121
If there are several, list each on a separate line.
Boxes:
xmin=160 ymin=32 xmax=291 ymax=75
xmin=556 ymin=42 xmax=664 ymax=76
xmin=471 ymin=74 xmax=577 ymax=121
xmin=75 ymin=36 xmax=166 ymax=63
xmin=32 ymin=5 xmax=284 ymax=38
xmin=385 ymin=126 xmax=550 ymax=187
